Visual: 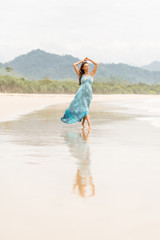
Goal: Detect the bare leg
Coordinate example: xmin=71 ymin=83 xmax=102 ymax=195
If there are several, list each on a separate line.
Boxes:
xmin=85 ymin=114 xmax=91 ymax=129
xmin=82 ymin=116 xmax=86 ymax=128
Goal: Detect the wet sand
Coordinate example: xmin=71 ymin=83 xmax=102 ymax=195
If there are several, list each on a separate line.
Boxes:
xmin=0 ymin=94 xmax=160 ymax=240
xmin=0 ymin=93 xmax=73 ymax=122
xmin=1 ymin=93 xmax=160 ymax=122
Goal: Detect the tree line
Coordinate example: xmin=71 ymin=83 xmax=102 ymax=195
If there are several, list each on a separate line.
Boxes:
xmin=0 ymin=75 xmax=160 ymax=94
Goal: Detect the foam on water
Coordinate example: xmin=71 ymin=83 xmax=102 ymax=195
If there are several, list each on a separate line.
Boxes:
xmin=135 ymin=117 xmax=160 ymax=128
xmin=102 ymin=97 xmax=160 ymax=128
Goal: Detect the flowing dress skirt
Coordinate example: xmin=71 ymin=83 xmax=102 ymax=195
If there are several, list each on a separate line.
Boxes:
xmin=61 ymin=80 xmax=92 ymax=124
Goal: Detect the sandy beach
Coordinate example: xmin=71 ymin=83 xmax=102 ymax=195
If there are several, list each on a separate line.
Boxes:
xmin=0 ymin=93 xmax=74 ymax=122
xmin=0 ymin=93 xmax=160 ymax=240
xmin=1 ymin=93 xmax=160 ymax=122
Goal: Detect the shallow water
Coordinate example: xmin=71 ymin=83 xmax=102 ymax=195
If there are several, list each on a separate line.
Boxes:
xmin=0 ymin=101 xmax=160 ymax=240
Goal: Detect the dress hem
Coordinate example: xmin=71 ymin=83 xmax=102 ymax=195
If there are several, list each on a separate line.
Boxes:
xmin=61 ymin=109 xmax=88 ymax=124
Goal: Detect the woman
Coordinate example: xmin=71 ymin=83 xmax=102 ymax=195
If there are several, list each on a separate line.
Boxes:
xmin=61 ymin=57 xmax=98 ymax=129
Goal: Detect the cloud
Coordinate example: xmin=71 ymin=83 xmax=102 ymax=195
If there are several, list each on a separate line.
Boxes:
xmin=0 ymin=0 xmax=160 ymax=65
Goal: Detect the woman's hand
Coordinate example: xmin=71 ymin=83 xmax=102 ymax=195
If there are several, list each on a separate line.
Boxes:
xmin=81 ymin=58 xmax=87 ymax=62
xmin=84 ymin=57 xmax=89 ymax=61
xmin=81 ymin=57 xmax=89 ymax=62
xmin=84 ymin=57 xmax=98 ymax=65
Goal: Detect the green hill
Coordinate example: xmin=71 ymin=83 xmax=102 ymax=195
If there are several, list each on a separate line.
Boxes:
xmin=0 ymin=49 xmax=160 ymax=84
xmin=141 ymin=61 xmax=160 ymax=71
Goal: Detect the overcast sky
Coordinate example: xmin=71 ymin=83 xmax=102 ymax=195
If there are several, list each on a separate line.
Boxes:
xmin=0 ymin=0 xmax=159 ymax=66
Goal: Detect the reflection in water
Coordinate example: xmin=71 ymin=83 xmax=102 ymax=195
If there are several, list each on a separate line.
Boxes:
xmin=63 ymin=128 xmax=95 ymax=198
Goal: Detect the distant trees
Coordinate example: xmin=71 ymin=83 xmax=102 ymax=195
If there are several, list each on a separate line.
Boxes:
xmin=0 ymin=75 xmax=160 ymax=94
xmin=5 ymin=67 xmax=14 ymax=72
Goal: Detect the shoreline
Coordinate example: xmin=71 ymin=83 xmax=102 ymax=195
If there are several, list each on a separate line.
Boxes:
xmin=1 ymin=93 xmax=160 ymax=122
xmin=0 ymin=93 xmax=160 ymax=240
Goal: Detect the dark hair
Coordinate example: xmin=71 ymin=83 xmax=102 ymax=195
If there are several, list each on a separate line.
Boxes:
xmin=78 ymin=61 xmax=88 ymax=85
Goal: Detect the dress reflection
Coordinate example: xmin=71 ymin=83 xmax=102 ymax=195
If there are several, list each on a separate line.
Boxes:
xmin=63 ymin=128 xmax=95 ymax=198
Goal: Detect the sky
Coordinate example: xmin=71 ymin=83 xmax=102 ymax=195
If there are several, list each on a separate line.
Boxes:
xmin=0 ymin=0 xmax=160 ymax=66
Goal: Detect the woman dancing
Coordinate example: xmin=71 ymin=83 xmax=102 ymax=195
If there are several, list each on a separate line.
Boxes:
xmin=61 ymin=57 xmax=98 ymax=129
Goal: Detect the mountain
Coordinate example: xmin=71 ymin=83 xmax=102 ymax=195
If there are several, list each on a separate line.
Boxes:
xmin=95 ymin=63 xmax=160 ymax=84
xmin=0 ymin=49 xmax=160 ymax=84
xmin=141 ymin=61 xmax=160 ymax=71
xmin=1 ymin=49 xmax=80 ymax=80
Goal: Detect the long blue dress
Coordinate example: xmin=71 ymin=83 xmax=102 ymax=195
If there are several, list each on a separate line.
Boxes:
xmin=61 ymin=73 xmax=93 ymax=124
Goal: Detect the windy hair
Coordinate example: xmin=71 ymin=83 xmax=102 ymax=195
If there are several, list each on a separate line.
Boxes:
xmin=78 ymin=61 xmax=88 ymax=85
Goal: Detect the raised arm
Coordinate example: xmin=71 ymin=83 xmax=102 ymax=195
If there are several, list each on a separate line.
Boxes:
xmin=85 ymin=57 xmax=98 ymax=78
xmin=73 ymin=59 xmax=85 ymax=76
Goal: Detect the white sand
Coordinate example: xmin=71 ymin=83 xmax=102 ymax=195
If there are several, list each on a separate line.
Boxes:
xmin=0 ymin=93 xmax=160 ymax=240
xmin=0 ymin=93 xmax=73 ymax=122
xmin=1 ymin=93 xmax=160 ymax=122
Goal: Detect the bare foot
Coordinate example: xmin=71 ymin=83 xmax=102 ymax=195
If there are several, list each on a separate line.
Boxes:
xmin=82 ymin=123 xmax=86 ymax=128
xmin=88 ymin=125 xmax=91 ymax=129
